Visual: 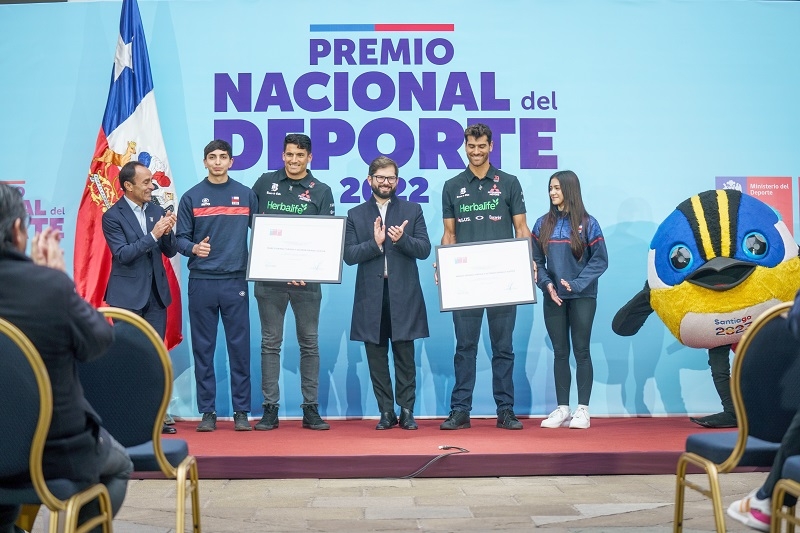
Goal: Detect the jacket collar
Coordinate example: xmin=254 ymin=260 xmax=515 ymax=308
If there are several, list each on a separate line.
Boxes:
xmin=0 ymin=247 xmax=31 ymax=263
xmin=116 ymin=197 xmax=150 ymax=236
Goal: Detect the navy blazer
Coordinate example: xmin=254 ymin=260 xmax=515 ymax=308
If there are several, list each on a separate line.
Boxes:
xmin=102 ymin=197 xmax=178 ymax=310
xmin=344 ymin=195 xmax=431 ymax=344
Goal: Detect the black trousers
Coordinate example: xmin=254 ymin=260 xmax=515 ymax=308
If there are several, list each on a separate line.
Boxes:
xmin=364 ymin=279 xmax=416 ymax=413
xmin=708 ymin=344 xmax=733 ymax=414
xmin=543 ymin=297 xmax=596 ymax=406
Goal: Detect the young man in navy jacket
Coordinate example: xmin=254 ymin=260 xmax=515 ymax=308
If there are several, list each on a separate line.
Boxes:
xmin=176 ymin=139 xmax=257 ymax=432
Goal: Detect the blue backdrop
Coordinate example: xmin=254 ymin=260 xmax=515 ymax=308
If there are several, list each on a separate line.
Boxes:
xmin=1 ymin=0 xmax=798 ymax=419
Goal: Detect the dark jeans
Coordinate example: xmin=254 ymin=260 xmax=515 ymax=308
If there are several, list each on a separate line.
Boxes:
xmin=364 ymin=279 xmax=416 ymax=413
xmin=543 ymin=296 xmax=596 ymax=406
xmin=255 ymin=282 xmax=321 ymax=407
xmin=757 ymin=408 xmax=800 ymax=505
xmin=450 ymin=305 xmax=516 ymax=414
xmin=0 ymin=428 xmax=132 ymax=533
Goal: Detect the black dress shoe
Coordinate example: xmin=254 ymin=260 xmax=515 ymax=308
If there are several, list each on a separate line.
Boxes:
xmin=399 ymin=408 xmax=418 ymax=430
xmin=162 ymin=423 xmax=177 ymax=434
xmin=690 ymin=411 xmax=737 ymax=428
xmin=376 ymin=411 xmax=398 ymax=430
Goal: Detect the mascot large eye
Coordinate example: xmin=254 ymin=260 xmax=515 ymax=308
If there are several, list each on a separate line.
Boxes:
xmin=743 ymin=231 xmax=768 ymax=259
xmin=669 ymin=245 xmax=693 ymax=271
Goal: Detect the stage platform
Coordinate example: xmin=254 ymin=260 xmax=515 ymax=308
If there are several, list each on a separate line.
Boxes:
xmin=153 ymin=416 xmax=757 ymax=479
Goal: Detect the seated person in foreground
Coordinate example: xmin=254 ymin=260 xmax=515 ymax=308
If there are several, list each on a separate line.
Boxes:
xmin=0 ymin=183 xmax=133 ymax=533
xmin=727 ymin=288 xmax=800 ymax=532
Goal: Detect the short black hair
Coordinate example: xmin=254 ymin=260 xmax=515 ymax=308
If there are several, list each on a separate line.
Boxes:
xmin=0 ymin=183 xmax=27 ymax=253
xmin=204 ymin=139 xmax=233 ymax=159
xmin=119 ymin=161 xmax=147 ymax=191
xmin=368 ymin=155 xmax=398 ymax=178
xmin=284 ymin=133 xmax=312 ymax=153
xmin=464 ymin=123 xmax=492 ymax=143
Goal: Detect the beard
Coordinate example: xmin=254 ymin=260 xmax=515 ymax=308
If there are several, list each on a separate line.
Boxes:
xmin=371 ymin=183 xmax=394 ymax=200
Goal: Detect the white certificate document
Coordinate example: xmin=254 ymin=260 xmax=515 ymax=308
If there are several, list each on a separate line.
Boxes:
xmin=247 ymin=214 xmax=346 ymax=283
xmin=436 ymin=238 xmax=536 ymax=311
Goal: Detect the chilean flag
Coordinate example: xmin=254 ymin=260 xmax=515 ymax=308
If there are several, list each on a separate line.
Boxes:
xmin=74 ymin=0 xmax=182 ymax=350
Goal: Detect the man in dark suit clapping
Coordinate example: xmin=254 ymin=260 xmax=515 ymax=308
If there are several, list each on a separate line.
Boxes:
xmin=343 ymin=156 xmax=431 ymax=430
xmin=102 ymin=160 xmax=178 ymax=434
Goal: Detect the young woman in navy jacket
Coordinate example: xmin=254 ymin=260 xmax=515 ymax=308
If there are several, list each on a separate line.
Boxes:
xmin=532 ymin=170 xmax=608 ymax=429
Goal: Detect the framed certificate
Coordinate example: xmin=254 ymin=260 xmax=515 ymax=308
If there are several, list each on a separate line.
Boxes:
xmin=436 ymin=238 xmax=537 ymax=311
xmin=247 ymin=214 xmax=347 ymax=283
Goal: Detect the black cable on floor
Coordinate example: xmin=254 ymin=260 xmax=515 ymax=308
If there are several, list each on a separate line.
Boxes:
xmin=398 ymin=445 xmax=470 ymax=479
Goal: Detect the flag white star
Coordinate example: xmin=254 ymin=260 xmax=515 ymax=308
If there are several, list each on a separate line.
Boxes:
xmin=113 ymin=34 xmax=133 ymax=81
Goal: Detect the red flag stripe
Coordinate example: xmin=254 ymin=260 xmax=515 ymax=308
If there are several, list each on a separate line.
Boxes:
xmin=163 ymin=255 xmax=182 ymax=349
xmin=74 ymin=129 xmax=117 ymax=309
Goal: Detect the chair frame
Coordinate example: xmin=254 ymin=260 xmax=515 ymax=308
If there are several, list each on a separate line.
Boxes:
xmin=0 ymin=317 xmax=113 ymax=533
xmin=97 ymin=307 xmax=201 ymax=533
xmin=673 ymin=301 xmax=794 ymax=533
xmin=772 ymin=476 xmax=800 ymax=532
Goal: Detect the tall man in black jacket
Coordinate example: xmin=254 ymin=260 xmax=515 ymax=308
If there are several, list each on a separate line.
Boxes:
xmin=343 ymin=155 xmax=431 ymax=430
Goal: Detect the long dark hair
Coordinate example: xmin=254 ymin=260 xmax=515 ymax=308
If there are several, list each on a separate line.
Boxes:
xmin=538 ymin=170 xmax=589 ymax=259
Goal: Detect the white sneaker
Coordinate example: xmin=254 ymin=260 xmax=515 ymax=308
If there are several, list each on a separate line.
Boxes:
xmin=727 ymin=488 xmax=771 ymax=532
xmin=569 ymin=406 xmax=590 ymax=429
xmin=541 ymin=406 xmax=571 ymax=428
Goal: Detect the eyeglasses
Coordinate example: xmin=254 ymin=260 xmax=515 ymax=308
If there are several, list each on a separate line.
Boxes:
xmin=371 ymin=175 xmax=398 ymax=184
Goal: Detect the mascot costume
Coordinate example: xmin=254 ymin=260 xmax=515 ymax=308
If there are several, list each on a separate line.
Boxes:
xmin=613 ymin=189 xmax=800 ymax=428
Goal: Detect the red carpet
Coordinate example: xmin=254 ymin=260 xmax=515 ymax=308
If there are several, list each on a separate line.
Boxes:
xmin=155 ymin=416 xmax=753 ymax=479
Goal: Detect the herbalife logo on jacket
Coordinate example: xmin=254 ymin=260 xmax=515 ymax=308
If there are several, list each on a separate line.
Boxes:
xmin=459 ymin=198 xmax=499 ymax=213
xmin=267 ymin=200 xmax=308 ymax=214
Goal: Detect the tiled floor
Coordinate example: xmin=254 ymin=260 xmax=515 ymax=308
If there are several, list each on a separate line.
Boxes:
xmin=29 ymin=471 xmax=774 ymax=531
